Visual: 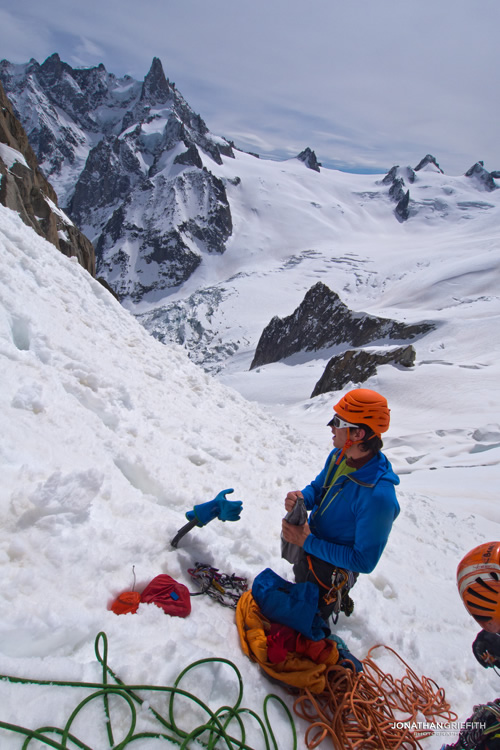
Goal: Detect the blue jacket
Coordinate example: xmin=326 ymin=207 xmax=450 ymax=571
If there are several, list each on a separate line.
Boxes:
xmin=301 ymin=449 xmax=400 ymax=574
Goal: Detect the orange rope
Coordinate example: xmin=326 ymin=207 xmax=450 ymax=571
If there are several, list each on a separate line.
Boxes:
xmin=293 ymin=644 xmax=458 ymax=749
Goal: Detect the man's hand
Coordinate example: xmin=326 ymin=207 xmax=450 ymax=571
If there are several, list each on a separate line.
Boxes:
xmin=285 ymin=490 xmax=304 ymax=512
xmin=282 ymin=518 xmax=310 ymax=547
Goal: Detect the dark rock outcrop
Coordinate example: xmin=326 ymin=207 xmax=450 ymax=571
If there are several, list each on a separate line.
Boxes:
xmin=395 ymin=190 xmax=410 ymax=222
xmin=381 ymin=156 xmax=446 ymax=221
xmin=381 ymin=165 xmax=416 ymax=221
xmin=465 ymin=161 xmax=497 ymax=191
xmin=297 ymin=147 xmax=321 ymax=172
xmin=382 ymin=165 xmax=415 ymax=186
xmin=174 ymin=144 xmax=203 ymax=169
xmin=389 ymin=177 xmax=406 ymax=203
xmin=311 ymin=346 xmax=415 ymax=396
xmin=250 ymin=282 xmax=435 ymax=370
xmin=414 ymin=154 xmax=444 ymax=173
xmin=381 ymin=165 xmax=399 ymax=185
xmin=0 ymin=80 xmax=95 ymax=275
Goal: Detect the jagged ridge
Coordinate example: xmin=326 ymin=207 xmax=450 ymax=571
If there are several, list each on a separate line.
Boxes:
xmin=0 ymin=54 xmax=235 ymax=300
xmin=0 ymin=80 xmax=95 ymax=274
xmin=250 ymin=282 xmax=435 ymax=369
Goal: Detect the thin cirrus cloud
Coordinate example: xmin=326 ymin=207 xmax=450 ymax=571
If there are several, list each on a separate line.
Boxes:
xmin=0 ymin=0 xmax=498 ymax=175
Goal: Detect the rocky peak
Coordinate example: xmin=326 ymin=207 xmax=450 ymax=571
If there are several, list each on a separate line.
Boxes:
xmin=140 ymin=57 xmax=173 ymax=105
xmin=382 ymin=165 xmax=415 ymax=185
xmin=250 ymin=281 xmax=435 ymax=369
xmin=39 ymin=52 xmax=67 ymax=83
xmin=465 ymin=161 xmax=498 ymax=191
xmin=297 ymin=147 xmax=321 ymax=172
xmin=414 ymin=154 xmax=444 ymax=173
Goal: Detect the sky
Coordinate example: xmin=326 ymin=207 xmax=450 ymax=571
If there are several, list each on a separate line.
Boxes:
xmin=1 ymin=0 xmax=499 ymax=175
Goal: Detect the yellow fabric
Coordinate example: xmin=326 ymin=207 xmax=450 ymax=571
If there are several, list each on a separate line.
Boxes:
xmin=235 ymin=590 xmax=339 ymax=694
xmin=324 ymin=456 xmax=356 ymax=493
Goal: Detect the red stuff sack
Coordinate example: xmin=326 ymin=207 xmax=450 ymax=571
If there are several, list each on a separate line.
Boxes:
xmin=111 ymin=591 xmax=141 ymax=615
xmin=140 ymin=574 xmax=191 ymax=617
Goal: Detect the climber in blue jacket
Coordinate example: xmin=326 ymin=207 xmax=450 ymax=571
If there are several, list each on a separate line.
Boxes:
xmin=282 ymin=388 xmax=400 ymax=621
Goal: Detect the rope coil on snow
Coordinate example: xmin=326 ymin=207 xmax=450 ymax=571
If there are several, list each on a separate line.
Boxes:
xmin=294 ymin=644 xmax=458 ymax=749
xmin=0 ymin=631 xmax=297 ymax=750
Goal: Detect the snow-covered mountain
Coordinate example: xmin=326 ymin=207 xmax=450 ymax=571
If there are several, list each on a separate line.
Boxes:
xmin=0 ymin=54 xmax=235 ymax=300
xmin=2 ymin=54 xmax=500 ymax=395
xmin=2 ymin=55 xmax=499 ymax=385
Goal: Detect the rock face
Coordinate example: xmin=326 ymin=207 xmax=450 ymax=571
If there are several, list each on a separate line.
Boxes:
xmin=311 ymin=346 xmax=416 ymax=397
xmin=395 ymin=190 xmax=410 ymax=222
xmin=382 ymin=165 xmax=413 ymax=222
xmin=414 ymin=154 xmax=444 ymax=173
xmin=0 ymin=80 xmax=95 ymax=274
xmin=250 ymin=282 xmax=435 ymax=369
xmin=381 ymin=155 xmax=447 ymax=222
xmin=0 ymin=54 xmax=234 ymax=301
xmin=465 ymin=161 xmax=498 ymax=191
xmin=297 ymin=147 xmax=321 ymax=172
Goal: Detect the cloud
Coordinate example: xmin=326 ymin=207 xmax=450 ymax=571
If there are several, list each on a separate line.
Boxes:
xmin=69 ymin=37 xmax=107 ymax=68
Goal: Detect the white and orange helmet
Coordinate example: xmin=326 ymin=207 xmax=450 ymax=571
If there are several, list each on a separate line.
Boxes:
xmin=457 ymin=542 xmax=500 ymax=633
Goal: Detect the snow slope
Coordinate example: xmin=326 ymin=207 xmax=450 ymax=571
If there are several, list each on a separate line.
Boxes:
xmin=1 ymin=198 xmax=499 ymax=749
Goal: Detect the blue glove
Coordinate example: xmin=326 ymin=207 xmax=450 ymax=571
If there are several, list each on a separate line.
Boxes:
xmin=218 ymin=493 xmax=243 ymax=522
xmin=186 ymin=489 xmax=242 ymax=527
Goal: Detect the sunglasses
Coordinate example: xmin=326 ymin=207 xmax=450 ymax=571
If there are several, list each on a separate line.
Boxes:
xmin=329 ymin=415 xmax=357 ymax=430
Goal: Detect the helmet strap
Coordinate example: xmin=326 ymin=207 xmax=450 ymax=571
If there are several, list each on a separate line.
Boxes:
xmin=335 ymin=427 xmax=364 ymax=465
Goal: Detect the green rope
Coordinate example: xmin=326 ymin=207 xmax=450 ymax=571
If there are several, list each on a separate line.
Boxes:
xmin=0 ymin=631 xmax=297 ymax=750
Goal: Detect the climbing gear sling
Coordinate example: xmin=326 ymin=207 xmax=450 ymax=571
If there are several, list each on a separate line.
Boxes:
xmin=443 ymin=699 xmax=500 ymax=749
xmin=188 ymin=563 xmax=248 ymax=609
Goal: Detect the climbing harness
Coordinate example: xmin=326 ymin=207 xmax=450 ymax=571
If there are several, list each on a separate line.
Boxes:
xmin=306 ymin=555 xmax=357 ymax=622
xmin=188 ymin=563 xmax=248 ymax=609
xmin=294 ymin=643 xmax=457 ymax=749
xmin=0 ymin=631 xmax=297 ymax=750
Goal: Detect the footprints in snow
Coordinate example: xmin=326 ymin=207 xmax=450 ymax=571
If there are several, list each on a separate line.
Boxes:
xmin=13 ymin=470 xmax=103 ymax=530
xmin=10 ymin=315 xmax=31 ymax=351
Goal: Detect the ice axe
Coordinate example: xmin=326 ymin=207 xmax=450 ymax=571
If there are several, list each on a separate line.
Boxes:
xmin=170 ymin=489 xmax=243 ymax=548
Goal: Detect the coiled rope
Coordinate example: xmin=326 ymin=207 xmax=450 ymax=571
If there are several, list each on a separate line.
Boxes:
xmin=293 ymin=644 xmax=458 ymax=749
xmin=0 ymin=631 xmax=297 ymax=750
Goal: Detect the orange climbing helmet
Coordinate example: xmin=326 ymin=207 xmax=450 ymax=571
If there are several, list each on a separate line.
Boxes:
xmin=457 ymin=542 xmax=500 ymax=633
xmin=333 ymin=388 xmax=390 ymax=436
